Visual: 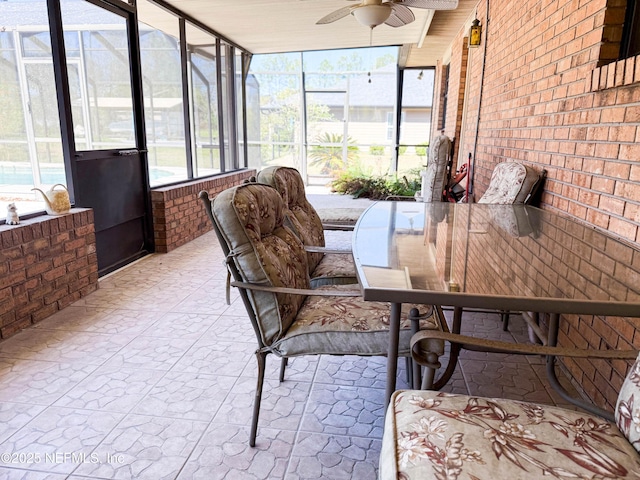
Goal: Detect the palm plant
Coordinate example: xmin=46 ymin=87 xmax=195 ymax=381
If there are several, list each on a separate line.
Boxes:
xmin=308 ymin=132 xmax=359 ymax=175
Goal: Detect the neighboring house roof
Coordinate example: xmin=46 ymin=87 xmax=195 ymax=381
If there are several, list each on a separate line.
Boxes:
xmin=254 ymin=66 xmax=433 ymax=110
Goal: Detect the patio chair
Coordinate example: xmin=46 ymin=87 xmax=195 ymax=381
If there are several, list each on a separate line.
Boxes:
xmin=478 ymin=161 xmax=546 ymax=205
xmin=478 ymin=162 xmax=546 ymax=330
xmin=379 ymin=329 xmax=640 ymax=480
xmin=419 ymin=133 xmax=452 ymax=202
xmin=199 ymin=183 xmax=445 ymax=446
xmin=256 ymin=165 xmax=356 ymax=285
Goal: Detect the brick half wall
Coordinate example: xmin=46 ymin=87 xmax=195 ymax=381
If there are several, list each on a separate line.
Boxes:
xmin=150 ymin=170 xmax=256 ymax=253
xmin=0 ymin=209 xmax=98 ymax=339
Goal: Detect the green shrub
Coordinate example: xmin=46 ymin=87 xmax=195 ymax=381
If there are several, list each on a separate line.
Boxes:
xmin=415 ymin=142 xmax=429 ymax=157
xmin=369 ymin=145 xmax=385 ymax=156
xmin=331 ymin=170 xmax=420 ymax=199
xmin=398 ymin=145 xmax=407 ymax=156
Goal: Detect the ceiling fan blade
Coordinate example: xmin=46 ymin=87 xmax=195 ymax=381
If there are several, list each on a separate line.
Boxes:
xmin=392 ymin=0 xmax=459 ymax=10
xmin=386 ymin=4 xmax=415 ymax=27
xmin=316 ymin=5 xmax=354 ymax=24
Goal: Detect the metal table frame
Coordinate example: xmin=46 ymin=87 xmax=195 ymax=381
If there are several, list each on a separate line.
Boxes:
xmin=352 ymin=202 xmax=640 ymax=417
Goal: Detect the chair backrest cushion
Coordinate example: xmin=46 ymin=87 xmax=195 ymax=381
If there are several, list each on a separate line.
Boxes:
xmin=420 ymin=134 xmax=451 ymax=202
xmin=616 ymin=353 xmax=640 ymax=452
xmin=256 ymin=166 xmax=325 ymax=271
xmin=212 ymin=183 xmax=310 ymax=346
xmin=478 ymin=162 xmax=542 ymax=204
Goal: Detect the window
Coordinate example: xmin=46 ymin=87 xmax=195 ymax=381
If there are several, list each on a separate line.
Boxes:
xmin=0 ymin=0 xmax=61 ymax=215
xmin=621 ymin=0 xmax=640 ymax=59
xmin=397 ymin=68 xmax=433 ymax=173
xmin=440 ymin=65 xmax=450 ymax=131
xmin=138 ymin=0 xmax=188 ymax=186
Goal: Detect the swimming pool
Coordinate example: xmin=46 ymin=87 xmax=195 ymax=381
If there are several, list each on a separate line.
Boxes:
xmin=0 ymin=163 xmax=174 ymax=185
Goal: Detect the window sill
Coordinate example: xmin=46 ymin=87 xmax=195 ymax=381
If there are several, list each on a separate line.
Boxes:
xmin=590 ymin=54 xmax=640 ymax=91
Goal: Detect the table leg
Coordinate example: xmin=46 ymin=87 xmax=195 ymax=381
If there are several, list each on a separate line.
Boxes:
xmin=385 ymin=302 xmax=402 ymax=407
xmin=545 ymin=312 xmax=614 ymax=421
xmin=432 ymin=306 xmax=463 ymax=390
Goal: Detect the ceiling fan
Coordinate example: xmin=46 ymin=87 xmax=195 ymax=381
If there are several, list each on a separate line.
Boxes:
xmin=316 ymin=0 xmax=459 ymax=29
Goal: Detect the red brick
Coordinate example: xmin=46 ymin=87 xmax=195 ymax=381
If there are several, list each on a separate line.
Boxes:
xmin=619 ymin=144 xmax=640 ymax=161
xmin=591 ymin=176 xmax=615 ymax=193
xmin=625 ymin=105 xmax=640 ymax=122
xmin=608 ymin=125 xmax=637 ymax=142
xmin=608 ymin=217 xmax=637 ymax=242
xmin=594 ymin=142 xmax=620 ymax=159
xmin=1 ymin=317 xmax=33 ymax=338
xmin=603 ymin=161 xmax=631 ymax=179
xmin=25 ymin=261 xmax=52 ymax=279
xmin=599 ymin=195 xmax=625 ymax=215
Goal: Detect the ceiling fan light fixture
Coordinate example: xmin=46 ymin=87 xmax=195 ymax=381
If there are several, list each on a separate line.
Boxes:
xmin=352 ymin=4 xmax=392 ymax=28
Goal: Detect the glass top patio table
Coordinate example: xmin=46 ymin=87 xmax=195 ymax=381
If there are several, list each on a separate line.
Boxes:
xmin=352 ymin=201 xmax=640 ymax=408
xmin=353 ymin=201 xmax=640 ymax=317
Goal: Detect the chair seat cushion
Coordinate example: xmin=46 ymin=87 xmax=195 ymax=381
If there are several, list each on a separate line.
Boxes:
xmin=478 ymin=162 xmax=542 ymax=204
xmin=273 ymin=295 xmax=440 ymax=357
xmin=311 ymin=252 xmax=356 ymax=280
xmin=380 ymin=390 xmax=640 ymax=480
xmin=316 ymin=207 xmax=365 ymax=227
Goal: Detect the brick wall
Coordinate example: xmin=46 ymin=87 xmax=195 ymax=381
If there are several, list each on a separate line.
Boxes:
xmin=150 ymin=169 xmax=255 ymax=253
xmin=0 ymin=209 xmax=98 ymax=340
xmin=430 ymin=0 xmax=640 ymax=409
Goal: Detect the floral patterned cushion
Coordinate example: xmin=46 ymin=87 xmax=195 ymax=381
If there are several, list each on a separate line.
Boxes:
xmin=213 ymin=184 xmax=440 ymax=357
xmin=257 ymin=166 xmax=325 ymax=272
xmin=420 ymin=135 xmax=451 ymax=203
xmin=616 ymin=353 xmax=640 ymax=452
xmin=212 ymin=184 xmax=310 ymax=347
xmin=380 ymin=390 xmax=640 ymax=480
xmin=257 ymin=166 xmax=356 ymax=279
xmin=478 ymin=162 xmax=542 ymax=205
xmin=312 ymin=252 xmax=356 ymax=280
xmin=315 ymin=207 xmax=365 ymax=227
xmin=274 ymin=290 xmax=440 ymax=357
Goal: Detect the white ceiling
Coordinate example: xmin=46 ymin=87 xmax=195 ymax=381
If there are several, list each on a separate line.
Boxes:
xmin=144 ymin=0 xmax=479 ymax=67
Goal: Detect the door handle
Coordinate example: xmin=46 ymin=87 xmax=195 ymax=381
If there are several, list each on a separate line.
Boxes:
xmin=117 ymin=149 xmax=139 ymax=156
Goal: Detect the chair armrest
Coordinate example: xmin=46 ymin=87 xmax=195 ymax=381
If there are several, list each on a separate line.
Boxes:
xmin=384 ymin=195 xmax=416 ymax=201
xmin=321 ymin=223 xmax=355 ymax=231
xmin=230 ymin=281 xmax=361 ymax=297
xmin=305 ymin=246 xmax=352 ymax=254
xmin=411 ymin=330 xmax=638 ymax=365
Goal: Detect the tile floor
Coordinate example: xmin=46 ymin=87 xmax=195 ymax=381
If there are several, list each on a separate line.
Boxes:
xmin=0 ymin=224 xmax=582 ymax=479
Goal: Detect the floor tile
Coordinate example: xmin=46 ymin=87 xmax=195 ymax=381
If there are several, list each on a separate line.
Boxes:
xmin=314 ymin=356 xmax=391 ymax=389
xmin=0 ymin=403 xmax=46 ymax=443
xmin=0 ymin=468 xmax=68 ymax=479
xmin=139 ymin=312 xmax=217 ymax=340
xmin=0 ymin=329 xmax=132 ymax=366
xmin=207 ymin=314 xmax=257 ymax=343
xmin=53 ymin=366 xmax=165 ymax=413
xmin=172 ymin=339 xmax=254 ymax=376
xmin=460 ymin=359 xmax=557 ymax=404
xmin=34 ymin=308 xmax=158 ymax=336
xmin=241 ymin=355 xmax=319 ymax=383
xmin=285 ymin=433 xmax=380 ymax=480
xmin=0 ymin=359 xmax=97 ymax=405
xmin=214 ymin=377 xmax=310 ymax=432
xmin=104 ymin=337 xmax=196 ymax=372
xmin=300 ymin=384 xmax=385 ymax=438
xmin=0 ymin=407 xmax=122 ymax=474
xmin=132 ymin=372 xmax=236 ymax=421
xmin=72 ymin=415 xmax=208 ymax=480
xmin=177 ymin=424 xmax=294 ymax=479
